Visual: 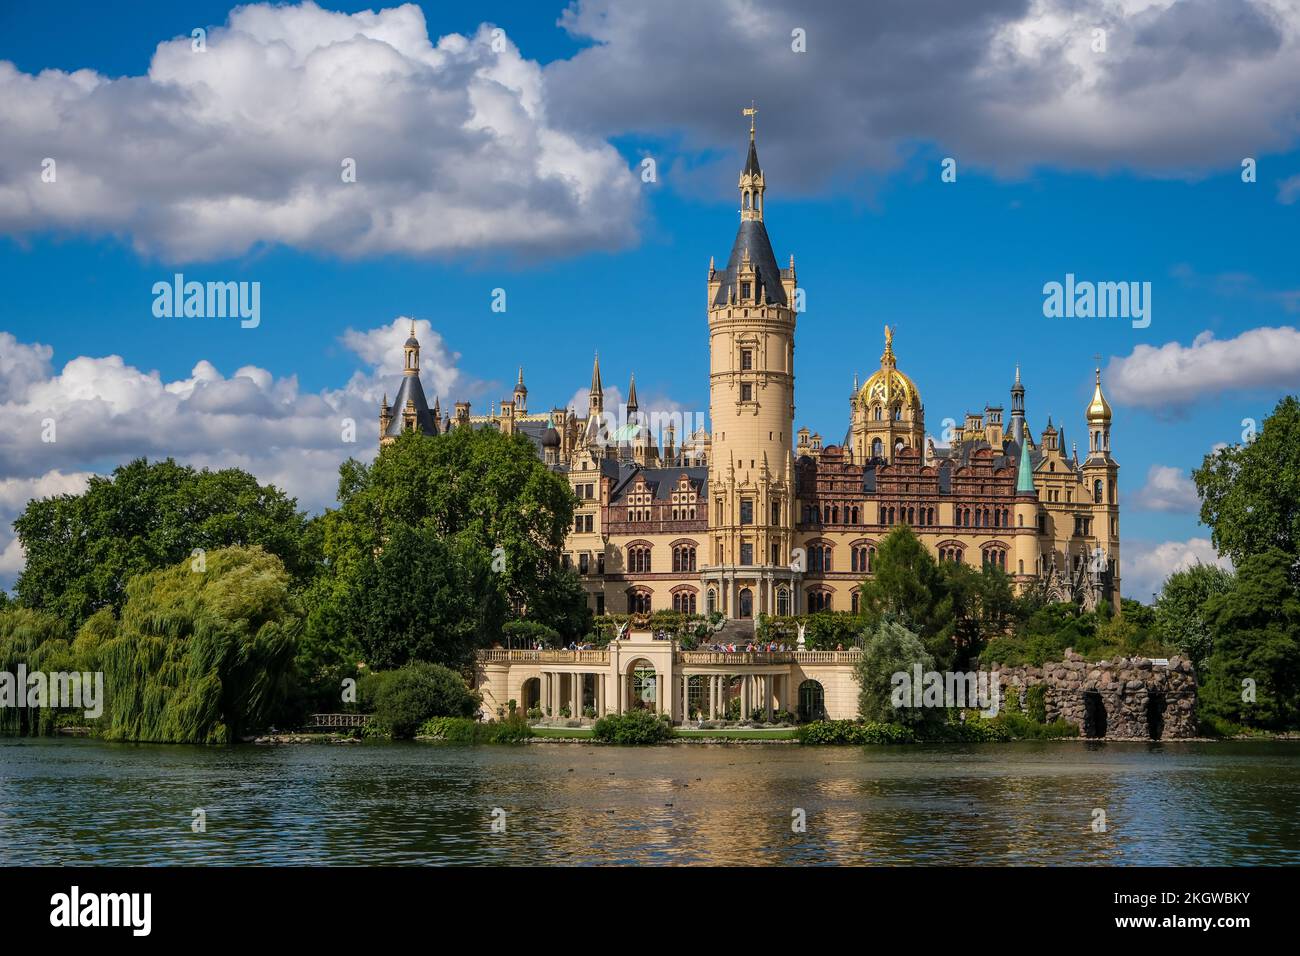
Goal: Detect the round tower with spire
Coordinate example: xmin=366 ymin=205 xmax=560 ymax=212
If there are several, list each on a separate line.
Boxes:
xmin=704 ymin=105 xmax=800 ymax=618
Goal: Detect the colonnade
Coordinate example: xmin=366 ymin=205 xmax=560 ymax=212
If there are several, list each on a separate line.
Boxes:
xmin=537 ymin=668 xmax=795 ymax=722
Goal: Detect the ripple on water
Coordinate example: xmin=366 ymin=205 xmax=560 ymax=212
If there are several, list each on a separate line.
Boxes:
xmin=1 ymin=738 xmax=1298 ymax=865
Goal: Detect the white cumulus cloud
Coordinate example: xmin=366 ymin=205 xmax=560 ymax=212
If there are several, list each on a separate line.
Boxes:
xmin=1133 ymin=464 xmax=1201 ymax=512
xmin=1124 ymin=537 xmax=1233 ymax=601
xmin=1105 ymin=326 xmax=1300 ymax=410
xmin=0 ymin=2 xmax=640 ymax=261
xmin=0 ymin=318 xmax=470 ymax=590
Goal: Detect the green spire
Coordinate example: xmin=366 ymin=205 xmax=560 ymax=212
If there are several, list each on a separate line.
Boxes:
xmin=1016 ymin=437 xmax=1036 ymax=494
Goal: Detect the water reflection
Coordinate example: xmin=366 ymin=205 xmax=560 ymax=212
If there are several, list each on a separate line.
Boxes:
xmin=0 ymin=738 xmax=1297 ymax=865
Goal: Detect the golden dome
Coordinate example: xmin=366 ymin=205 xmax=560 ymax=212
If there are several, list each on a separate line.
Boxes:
xmin=1086 ymin=367 xmax=1112 ymax=423
xmin=859 ymin=325 xmax=922 ymax=410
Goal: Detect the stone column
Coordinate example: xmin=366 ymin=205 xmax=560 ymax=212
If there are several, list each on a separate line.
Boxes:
xmin=766 ymin=674 xmax=775 ymax=714
xmin=596 ymin=674 xmax=605 ymax=716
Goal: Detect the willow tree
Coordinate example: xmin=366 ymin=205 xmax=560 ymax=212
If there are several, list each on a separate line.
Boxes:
xmin=0 ymin=607 xmax=75 ymax=736
xmin=100 ymin=546 xmax=299 ymax=743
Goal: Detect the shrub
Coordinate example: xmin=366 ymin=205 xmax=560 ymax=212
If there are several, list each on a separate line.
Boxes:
xmin=418 ymin=711 xmax=532 ymax=744
xmin=796 ymin=720 xmax=918 ymax=745
xmin=592 ymin=709 xmax=674 ymax=745
xmin=526 ymin=706 xmax=542 ymax=720
xmin=583 ymin=705 xmax=596 ymax=718
xmin=369 ymin=662 xmax=480 ymax=739
xmin=1025 ymin=684 xmax=1048 ymax=723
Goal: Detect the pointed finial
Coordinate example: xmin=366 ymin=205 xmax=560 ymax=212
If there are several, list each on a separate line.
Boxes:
xmin=517 ymin=366 xmax=524 ymax=386
xmin=1015 ymin=364 xmax=1021 ymax=384
xmin=409 ymin=319 xmax=416 ymax=336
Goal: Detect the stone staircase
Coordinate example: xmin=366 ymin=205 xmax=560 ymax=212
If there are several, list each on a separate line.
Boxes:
xmin=708 ymin=618 xmax=757 ymax=645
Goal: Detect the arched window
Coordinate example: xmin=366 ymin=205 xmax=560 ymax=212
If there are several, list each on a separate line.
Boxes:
xmin=776 ymin=588 xmax=790 ymax=616
xmin=807 ymin=590 xmax=831 ymax=612
xmin=1094 ymin=479 xmax=1103 ymax=503
xmin=872 ymin=438 xmax=883 ymax=458
xmin=628 ymin=589 xmax=652 ymax=614
xmin=706 ymin=589 xmax=717 ymax=614
xmin=627 ymin=545 xmax=651 ymax=573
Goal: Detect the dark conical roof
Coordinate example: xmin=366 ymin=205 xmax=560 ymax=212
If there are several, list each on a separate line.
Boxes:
xmin=384 ymin=374 xmax=438 ymax=438
xmin=712 ymin=218 xmax=786 ymax=307
xmin=743 ymin=132 xmax=761 ymax=176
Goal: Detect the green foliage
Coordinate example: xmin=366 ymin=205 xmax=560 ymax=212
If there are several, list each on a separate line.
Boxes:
xmin=321 ymin=428 xmax=583 ymax=632
xmin=1025 ymin=683 xmax=1047 ymax=723
xmin=855 ymin=618 xmax=937 ymax=726
xmin=0 ymin=607 xmax=78 ymax=736
xmin=795 ymin=720 xmax=918 ymax=745
xmin=1194 ymin=395 xmax=1300 ymax=567
xmin=1155 ymin=563 xmax=1235 ymax=672
xmin=98 ymin=546 xmax=300 ymax=743
xmin=417 ymin=712 xmax=532 ymax=744
xmin=339 ymin=525 xmax=505 ymax=670
xmin=503 ymin=619 xmax=561 ymax=648
xmin=855 ymin=526 xmax=1015 ymax=667
xmin=364 ymin=662 xmax=480 ymax=739
xmin=982 ymin=597 xmax=1172 ymax=666
xmin=592 ymin=709 xmax=674 ymax=745
xmin=1198 ymin=549 xmax=1300 ymax=730
xmin=13 ymin=458 xmax=312 ymax=631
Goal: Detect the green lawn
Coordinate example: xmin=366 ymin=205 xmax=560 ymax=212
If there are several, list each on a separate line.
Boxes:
xmin=674 ymin=728 xmax=798 ymax=740
xmin=530 ymin=726 xmax=595 ymax=738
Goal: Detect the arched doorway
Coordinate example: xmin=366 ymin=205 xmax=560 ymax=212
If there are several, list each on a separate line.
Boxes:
xmin=797 ymin=680 xmax=825 ymax=723
xmin=739 ymin=587 xmax=753 ymax=618
xmin=521 ymin=677 xmax=541 ymax=712
xmin=627 ymin=658 xmax=657 ymax=712
xmin=1147 ymin=691 xmax=1166 ymax=740
xmin=1082 ymin=691 xmax=1107 ymax=738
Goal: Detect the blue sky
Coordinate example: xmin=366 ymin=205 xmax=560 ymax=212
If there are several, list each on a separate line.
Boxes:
xmin=2 ymin=0 xmax=1298 ymax=599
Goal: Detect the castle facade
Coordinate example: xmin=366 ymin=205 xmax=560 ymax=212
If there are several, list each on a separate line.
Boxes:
xmin=382 ymin=118 xmax=1121 ymax=620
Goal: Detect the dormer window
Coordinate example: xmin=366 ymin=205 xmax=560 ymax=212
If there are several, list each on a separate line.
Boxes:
xmin=741 ymin=282 xmax=751 ymax=300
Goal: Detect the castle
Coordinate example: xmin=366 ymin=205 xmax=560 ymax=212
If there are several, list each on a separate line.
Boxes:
xmin=381 ymin=115 xmax=1121 ymax=620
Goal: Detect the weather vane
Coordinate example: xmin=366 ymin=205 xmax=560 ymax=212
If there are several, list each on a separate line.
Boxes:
xmin=742 ymin=102 xmax=757 ymax=135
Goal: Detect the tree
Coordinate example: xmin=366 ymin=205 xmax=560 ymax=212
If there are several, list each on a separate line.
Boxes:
xmin=0 ymin=607 xmax=75 ymax=735
xmin=322 ymin=429 xmax=577 ymax=614
xmin=1155 ymin=563 xmax=1235 ymax=672
xmin=363 ymin=662 xmax=480 ymax=739
xmin=13 ymin=458 xmax=312 ymax=630
xmin=1199 ymin=549 xmax=1300 ymax=730
xmin=1194 ymin=395 xmax=1300 ymax=567
xmin=100 ymin=546 xmax=300 ymax=743
xmin=942 ymin=561 xmax=1014 ymax=668
xmin=339 ymin=525 xmax=506 ymax=670
xmin=858 ymin=526 xmax=955 ymax=666
xmin=854 ymin=618 xmax=937 ymax=727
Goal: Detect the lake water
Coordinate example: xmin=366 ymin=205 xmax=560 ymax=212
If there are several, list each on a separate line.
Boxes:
xmin=1 ymin=737 xmax=1297 ymax=865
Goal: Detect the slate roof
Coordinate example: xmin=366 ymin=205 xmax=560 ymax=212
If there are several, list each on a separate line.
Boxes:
xmin=712 ymin=218 xmax=788 ymax=308
xmin=608 ymin=464 xmax=709 ymax=503
xmin=384 ymin=374 xmax=438 ymax=438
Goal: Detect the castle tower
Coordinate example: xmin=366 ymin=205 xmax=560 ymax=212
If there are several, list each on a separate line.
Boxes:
xmin=1082 ymin=367 xmax=1121 ymax=608
xmin=704 ymin=106 xmax=799 ymax=619
xmin=513 ymin=367 xmax=528 ymax=415
xmin=850 ymin=326 xmax=925 ymax=463
xmin=379 ymin=322 xmax=436 ymax=446
xmin=1010 ymin=365 xmax=1026 ymax=443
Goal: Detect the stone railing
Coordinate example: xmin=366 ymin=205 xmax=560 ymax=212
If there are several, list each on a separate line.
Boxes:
xmin=676 ymin=650 xmax=862 ymax=666
xmin=477 ymin=649 xmax=610 ymax=664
